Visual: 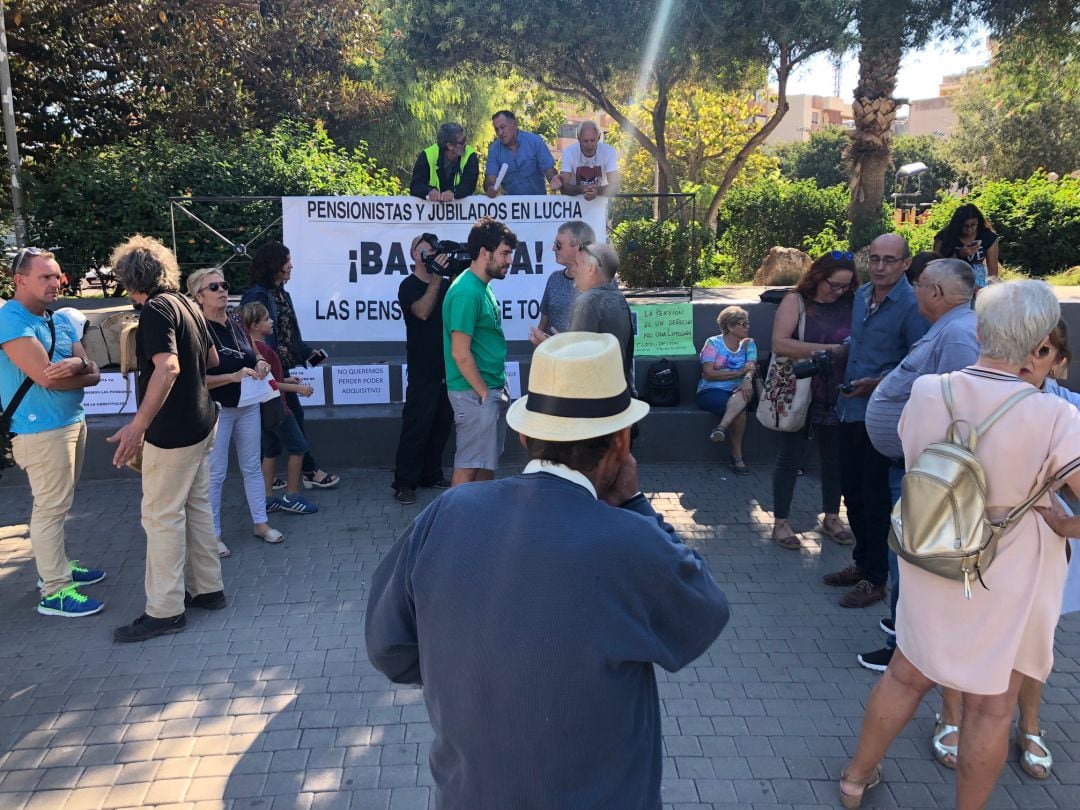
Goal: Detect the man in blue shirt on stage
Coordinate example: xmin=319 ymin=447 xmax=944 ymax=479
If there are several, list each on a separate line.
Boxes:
xmin=366 ymin=332 xmax=730 ymax=810
xmin=484 ymin=110 xmax=562 ymax=197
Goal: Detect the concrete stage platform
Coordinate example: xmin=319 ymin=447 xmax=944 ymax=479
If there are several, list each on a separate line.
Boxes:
xmin=5 ymin=286 xmax=1080 ymax=485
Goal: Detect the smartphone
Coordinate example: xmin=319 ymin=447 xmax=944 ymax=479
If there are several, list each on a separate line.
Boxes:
xmin=838 ymin=382 xmax=854 ymax=394
xmin=307 ymin=348 xmax=328 ymax=367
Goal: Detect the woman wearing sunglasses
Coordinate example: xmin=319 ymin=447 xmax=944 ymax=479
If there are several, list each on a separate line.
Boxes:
xmin=930 ymin=318 xmax=1080 ymax=781
xmin=188 ymin=268 xmax=285 ymax=556
xmin=768 ymin=251 xmax=855 ymax=549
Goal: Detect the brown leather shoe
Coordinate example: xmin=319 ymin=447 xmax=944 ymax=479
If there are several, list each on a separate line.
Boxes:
xmin=839 ymin=580 xmax=886 ymax=608
xmin=823 ymin=562 xmax=862 ymax=587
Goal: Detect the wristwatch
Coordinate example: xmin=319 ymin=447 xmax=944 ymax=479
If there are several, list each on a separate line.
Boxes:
xmin=78 ymin=356 xmax=89 ymax=373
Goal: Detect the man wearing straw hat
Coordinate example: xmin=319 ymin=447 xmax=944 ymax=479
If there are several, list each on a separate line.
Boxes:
xmin=366 ymin=331 xmax=730 ymax=810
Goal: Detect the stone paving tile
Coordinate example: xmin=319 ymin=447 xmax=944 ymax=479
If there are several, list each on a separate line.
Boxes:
xmin=3 ymin=463 xmax=1080 ymax=809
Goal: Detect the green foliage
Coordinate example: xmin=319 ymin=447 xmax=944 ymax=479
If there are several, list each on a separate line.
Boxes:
xmin=611 ymin=220 xmax=718 ymax=287
xmin=771 ymin=127 xmax=850 ymax=188
xmin=894 ymin=174 xmax=1080 ymax=276
xmin=944 ymin=39 xmax=1080 ymax=181
xmin=802 ymin=221 xmax=850 ymax=255
xmin=26 ymin=122 xmax=400 ymax=292
xmin=7 ymin=1 xmax=390 ymax=158
xmin=714 ymin=178 xmax=850 ymax=280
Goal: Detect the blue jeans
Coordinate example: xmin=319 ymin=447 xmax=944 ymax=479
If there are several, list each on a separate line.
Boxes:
xmin=886 ymin=461 xmax=904 ymax=649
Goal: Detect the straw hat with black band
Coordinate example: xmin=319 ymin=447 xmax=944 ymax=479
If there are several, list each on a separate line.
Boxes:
xmin=507 ymin=332 xmax=649 ymax=442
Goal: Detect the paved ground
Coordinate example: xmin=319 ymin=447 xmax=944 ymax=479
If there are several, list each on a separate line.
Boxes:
xmin=2 ymin=462 xmax=1080 ymax=810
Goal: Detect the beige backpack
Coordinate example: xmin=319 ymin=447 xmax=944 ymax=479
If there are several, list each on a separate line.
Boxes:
xmin=82 ymin=311 xmax=140 ymax=370
xmin=888 ymin=374 xmax=1059 ymax=599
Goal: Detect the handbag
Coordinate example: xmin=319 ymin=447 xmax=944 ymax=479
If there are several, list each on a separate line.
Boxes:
xmin=1 ymin=313 xmax=56 ymax=477
xmin=756 ymin=295 xmax=811 ymax=432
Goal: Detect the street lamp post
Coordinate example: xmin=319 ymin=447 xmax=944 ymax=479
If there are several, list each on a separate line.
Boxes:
xmin=0 ymin=0 xmax=27 ymax=248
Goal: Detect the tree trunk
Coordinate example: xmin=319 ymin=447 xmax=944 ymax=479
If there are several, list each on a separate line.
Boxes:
xmin=704 ymin=45 xmax=793 ymax=230
xmin=846 ymin=5 xmax=907 ymax=249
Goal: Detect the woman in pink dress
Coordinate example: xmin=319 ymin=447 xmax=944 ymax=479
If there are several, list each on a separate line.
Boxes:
xmin=839 ymin=280 xmax=1080 ymax=809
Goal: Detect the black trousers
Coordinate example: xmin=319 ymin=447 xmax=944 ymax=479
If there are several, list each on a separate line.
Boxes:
xmin=393 ymin=374 xmax=453 ymax=490
xmin=839 ymin=420 xmax=893 ymax=586
xmin=284 ymin=389 xmax=319 ymax=474
xmin=772 ymin=423 xmax=842 ymax=520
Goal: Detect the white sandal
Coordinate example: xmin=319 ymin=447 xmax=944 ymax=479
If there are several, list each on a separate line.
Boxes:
xmin=931 ymin=713 xmax=959 ymax=770
xmin=1016 ymin=727 xmax=1052 ymax=779
xmin=255 ymin=527 xmax=285 ymax=544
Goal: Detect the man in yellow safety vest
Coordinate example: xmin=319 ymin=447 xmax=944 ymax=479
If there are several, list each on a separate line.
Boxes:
xmin=409 ymin=123 xmax=479 ymax=202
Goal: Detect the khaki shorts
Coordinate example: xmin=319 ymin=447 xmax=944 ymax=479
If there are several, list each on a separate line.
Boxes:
xmin=448 ymin=387 xmax=508 ymax=470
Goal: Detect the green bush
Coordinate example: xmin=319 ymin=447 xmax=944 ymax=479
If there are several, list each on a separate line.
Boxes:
xmin=26 ymin=121 xmax=401 ymax=293
xmin=715 ymin=178 xmax=849 ymax=280
xmin=611 ymin=219 xmax=718 ymax=287
xmin=893 ymin=174 xmax=1080 ymax=277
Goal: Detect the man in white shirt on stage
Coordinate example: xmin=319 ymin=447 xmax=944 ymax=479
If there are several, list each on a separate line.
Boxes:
xmin=559 ymin=121 xmax=620 ymax=201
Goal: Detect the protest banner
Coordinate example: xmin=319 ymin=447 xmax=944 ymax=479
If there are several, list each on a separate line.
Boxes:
xmin=629 ymin=303 xmax=696 ymax=356
xmin=282 ymin=195 xmax=607 ymax=342
xmin=83 ymin=372 xmax=137 ymax=415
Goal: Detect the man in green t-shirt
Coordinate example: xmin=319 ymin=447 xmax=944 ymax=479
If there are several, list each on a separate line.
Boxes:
xmin=443 ymin=217 xmax=518 ymax=485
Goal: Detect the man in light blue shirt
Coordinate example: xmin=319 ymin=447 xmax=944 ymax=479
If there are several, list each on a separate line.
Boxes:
xmin=858 ymin=258 xmax=979 ymax=672
xmin=0 ymin=248 xmax=104 ymax=618
xmin=484 ymin=110 xmax=562 ymax=197
xmin=823 ymin=234 xmax=929 ymax=609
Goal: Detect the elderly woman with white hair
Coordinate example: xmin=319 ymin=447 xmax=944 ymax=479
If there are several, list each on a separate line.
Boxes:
xmin=839 ymin=280 xmax=1080 ymax=809
xmin=188 ymin=267 xmax=285 ymax=556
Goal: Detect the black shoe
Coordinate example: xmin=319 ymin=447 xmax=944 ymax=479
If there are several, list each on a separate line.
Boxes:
xmin=184 ymin=590 xmax=227 ymax=610
xmin=425 ymin=478 xmax=452 ymax=490
xmin=394 ymin=486 xmax=417 ymax=505
xmin=858 ymin=647 xmax=894 ymax=672
xmin=880 ymin=617 xmax=896 ymax=636
xmin=113 ymin=612 xmax=186 ymax=643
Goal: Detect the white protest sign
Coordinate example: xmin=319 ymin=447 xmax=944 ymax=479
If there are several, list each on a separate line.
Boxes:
xmin=83 ymin=373 xmax=137 ymax=415
xmin=281 ymin=195 xmax=607 ymax=342
xmin=331 ymin=365 xmax=390 ymax=405
xmin=504 ymin=361 xmax=522 ymax=400
xmin=287 ymin=366 xmax=327 ymax=407
xmin=400 ymin=361 xmax=521 ymax=400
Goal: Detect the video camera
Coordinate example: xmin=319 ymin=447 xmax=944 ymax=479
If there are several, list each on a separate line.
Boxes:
xmin=419 ymin=233 xmax=471 ymax=277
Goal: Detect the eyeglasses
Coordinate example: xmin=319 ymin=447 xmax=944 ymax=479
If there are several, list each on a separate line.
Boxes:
xmin=868 ymin=255 xmax=904 ymax=266
xmin=11 ymin=246 xmax=46 ymax=275
xmin=218 ymin=346 xmax=245 ymax=359
xmin=824 ymin=279 xmax=851 ymax=292
xmin=829 ymin=250 xmax=854 ymax=261
xmin=450 ymin=139 xmax=467 ymax=147
xmin=200 ymin=281 xmax=230 ymax=293
xmin=732 ymin=320 xmax=749 ymax=327
xmin=553 ymin=240 xmax=564 ymax=251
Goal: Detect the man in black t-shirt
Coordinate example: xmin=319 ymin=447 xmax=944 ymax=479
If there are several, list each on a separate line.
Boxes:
xmin=106 ymin=235 xmax=225 ymax=642
xmin=391 ymin=234 xmax=453 ymax=504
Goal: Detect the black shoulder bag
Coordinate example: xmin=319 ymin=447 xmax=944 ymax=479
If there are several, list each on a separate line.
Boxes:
xmin=1 ymin=312 xmax=57 ymax=475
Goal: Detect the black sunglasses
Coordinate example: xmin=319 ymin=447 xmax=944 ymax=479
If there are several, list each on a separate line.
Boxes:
xmin=201 ymin=281 xmax=230 ymax=293
xmin=10 ymin=246 xmax=47 ymax=275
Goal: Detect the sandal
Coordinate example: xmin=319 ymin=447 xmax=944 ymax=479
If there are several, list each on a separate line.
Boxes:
xmin=729 ymin=457 xmax=751 ymax=476
xmin=772 ymin=526 xmax=801 ymax=550
xmin=819 ymin=516 xmax=855 ymax=546
xmin=303 ymin=470 xmax=340 ymax=489
xmin=1016 ymin=726 xmax=1052 ymax=780
xmin=217 ymin=538 xmax=231 ymax=558
xmin=709 ymin=424 xmax=726 ymax=443
xmin=255 ymin=527 xmax=285 ymax=544
xmin=931 ymin=713 xmax=959 ymax=770
xmin=839 ymin=765 xmax=882 ymax=809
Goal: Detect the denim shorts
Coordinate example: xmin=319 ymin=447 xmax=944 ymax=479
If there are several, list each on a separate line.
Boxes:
xmin=447 ymin=387 xmax=508 ymax=471
xmin=261 ymin=412 xmax=310 ymax=459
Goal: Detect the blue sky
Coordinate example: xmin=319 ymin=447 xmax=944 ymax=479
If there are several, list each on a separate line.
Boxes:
xmin=787 ymin=34 xmax=992 ymax=104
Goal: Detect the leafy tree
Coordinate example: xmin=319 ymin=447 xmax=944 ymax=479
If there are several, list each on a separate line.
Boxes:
xmin=772 ymin=127 xmax=851 ymax=188
xmin=4 ymin=1 xmax=389 ymax=156
xmin=944 ymin=41 xmax=1080 ymax=181
xmin=401 ymin=0 xmax=852 ymax=217
xmin=845 ymin=0 xmax=1079 ymax=247
xmin=25 ymin=122 xmax=400 ymax=291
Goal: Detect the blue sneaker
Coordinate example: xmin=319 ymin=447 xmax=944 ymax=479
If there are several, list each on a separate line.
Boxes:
xmin=37 ymin=560 xmax=106 ymax=589
xmin=266 ymin=497 xmax=283 ymax=513
xmin=37 ymin=585 xmax=105 ymax=618
xmin=279 ymin=493 xmax=318 ymax=514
